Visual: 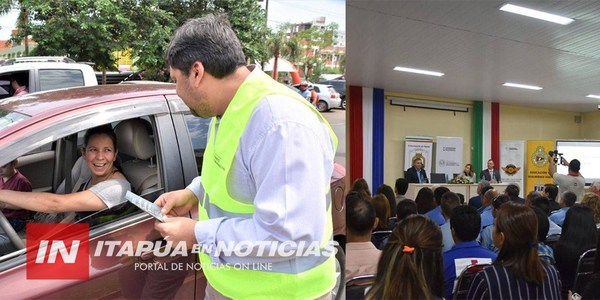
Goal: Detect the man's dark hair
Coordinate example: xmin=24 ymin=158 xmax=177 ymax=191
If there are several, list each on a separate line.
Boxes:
xmin=544 ymin=184 xmax=558 ymax=202
xmin=531 ymin=196 xmax=551 ymax=216
xmin=395 ymin=178 xmax=409 ymax=195
xmin=441 ymin=192 xmax=460 ymax=218
xmin=456 ymin=193 xmax=465 ymax=205
xmin=569 ymin=159 xmax=581 ymax=173
xmin=481 ymin=185 xmax=494 ymax=197
xmin=346 ymin=192 xmax=376 ymax=236
xmin=450 ymin=206 xmax=481 ymax=242
xmin=561 ymin=191 xmax=577 ymax=207
xmin=492 ymin=194 xmax=512 ymax=210
xmin=533 ymin=207 xmax=550 ymax=243
xmin=434 ymin=186 xmax=450 ymax=206
xmin=396 ymin=199 xmax=417 ymax=220
xmin=165 ymin=14 xmax=246 ymax=78
xmin=505 ymin=184 xmax=520 ymax=198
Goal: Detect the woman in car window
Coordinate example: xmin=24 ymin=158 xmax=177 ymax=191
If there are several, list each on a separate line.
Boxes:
xmin=0 ymin=125 xmax=131 ymax=215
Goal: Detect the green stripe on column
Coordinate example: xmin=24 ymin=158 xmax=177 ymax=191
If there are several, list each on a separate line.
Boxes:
xmin=472 ymin=101 xmax=483 ymax=182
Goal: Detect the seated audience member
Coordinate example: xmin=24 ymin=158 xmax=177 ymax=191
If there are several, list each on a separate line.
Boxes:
xmin=456 ymin=193 xmax=465 ymax=205
xmin=371 ymin=194 xmax=390 ymax=231
xmin=581 ymin=192 xmax=600 ymax=228
xmin=554 ymin=204 xmax=597 ymax=298
xmin=0 ymin=159 xmax=32 ymax=232
xmin=589 ymin=181 xmax=600 ymax=197
xmin=543 ymin=183 xmax=561 ymax=212
xmin=525 ymin=191 xmax=543 ymax=206
xmin=479 ymin=194 xmax=510 ymax=252
xmin=467 ymin=203 xmax=561 ymax=299
xmin=532 ymin=207 xmax=555 ymax=265
xmin=504 ymin=183 xmax=524 ymax=204
xmin=550 ymin=191 xmax=577 ymax=227
xmin=375 ymin=183 xmax=396 ymax=226
xmin=415 ymin=187 xmax=435 ymax=215
xmin=371 ymin=194 xmax=391 ymax=248
xmin=394 ymin=178 xmax=409 ymax=205
xmin=468 ymin=180 xmax=491 ymax=210
xmin=406 ymin=157 xmax=428 ymax=184
xmin=345 ymin=192 xmax=381 ymax=281
xmin=425 ymin=186 xmax=450 ymax=226
xmin=530 ymin=195 xmax=562 ymax=236
xmin=480 ymin=188 xmax=498 ymax=232
xmin=440 ymin=192 xmax=461 ymax=252
xmin=396 ymin=198 xmax=417 ymax=222
xmin=443 ymin=205 xmax=497 ymax=299
xmin=366 ymin=215 xmax=443 ymax=300
xmin=350 ymin=177 xmax=371 ymax=196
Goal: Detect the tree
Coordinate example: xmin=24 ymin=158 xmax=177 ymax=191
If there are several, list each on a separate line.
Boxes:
xmin=0 ymin=1 xmax=30 ymax=55
xmin=18 ymin=0 xmax=133 ymax=73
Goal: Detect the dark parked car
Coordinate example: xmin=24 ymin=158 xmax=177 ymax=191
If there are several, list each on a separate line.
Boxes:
xmin=0 ymin=84 xmax=344 ymax=298
xmin=318 ymin=79 xmax=346 ymax=109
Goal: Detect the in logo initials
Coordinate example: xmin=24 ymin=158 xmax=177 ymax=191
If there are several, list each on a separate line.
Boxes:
xmin=26 ymin=223 xmax=89 ymax=280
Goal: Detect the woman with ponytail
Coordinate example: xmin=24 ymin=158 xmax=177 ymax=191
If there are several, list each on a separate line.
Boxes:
xmin=467 ymin=202 xmax=561 ymax=299
xmin=366 ymin=214 xmax=444 ymax=300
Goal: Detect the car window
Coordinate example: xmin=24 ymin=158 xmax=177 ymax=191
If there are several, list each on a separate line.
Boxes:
xmin=0 ymin=71 xmax=30 ymax=99
xmin=39 ymin=69 xmax=84 ymax=91
xmin=313 ymin=86 xmax=321 ymax=93
xmin=183 ymin=114 xmax=211 ymax=175
xmin=0 ymin=110 xmax=29 ymax=130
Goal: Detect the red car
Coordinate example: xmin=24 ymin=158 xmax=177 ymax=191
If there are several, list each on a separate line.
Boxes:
xmin=0 ymin=84 xmax=345 ymax=299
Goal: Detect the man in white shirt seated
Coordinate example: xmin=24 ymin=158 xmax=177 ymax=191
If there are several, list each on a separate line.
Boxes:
xmin=345 ymin=191 xmax=382 ymax=281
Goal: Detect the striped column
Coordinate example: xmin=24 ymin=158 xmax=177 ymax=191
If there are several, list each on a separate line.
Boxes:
xmin=348 ymin=85 xmax=385 ymax=194
xmin=472 ymin=101 xmax=500 ymax=176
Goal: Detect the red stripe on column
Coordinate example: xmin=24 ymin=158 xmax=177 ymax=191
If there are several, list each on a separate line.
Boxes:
xmin=349 ymin=85 xmax=363 ymax=182
xmin=491 ymin=102 xmax=500 ymax=165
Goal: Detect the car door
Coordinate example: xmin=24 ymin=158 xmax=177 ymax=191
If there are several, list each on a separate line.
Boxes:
xmin=0 ymin=94 xmax=199 ymax=299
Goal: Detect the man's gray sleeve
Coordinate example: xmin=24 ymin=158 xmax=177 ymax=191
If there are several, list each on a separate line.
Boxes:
xmin=88 ymin=179 xmax=132 ymax=209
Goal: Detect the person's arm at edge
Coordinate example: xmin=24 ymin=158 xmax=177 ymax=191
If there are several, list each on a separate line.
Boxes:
xmin=0 ymin=189 xmax=107 ymax=212
xmin=548 ymin=154 xmax=556 ymax=177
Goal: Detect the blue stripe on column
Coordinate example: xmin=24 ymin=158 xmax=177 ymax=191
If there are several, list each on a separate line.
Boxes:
xmin=372 ymin=88 xmax=384 ymax=191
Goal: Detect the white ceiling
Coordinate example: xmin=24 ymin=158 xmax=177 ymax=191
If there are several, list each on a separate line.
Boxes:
xmin=346 ymin=0 xmax=600 ymax=112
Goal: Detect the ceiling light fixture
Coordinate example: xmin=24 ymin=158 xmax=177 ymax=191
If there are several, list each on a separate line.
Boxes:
xmin=502 ymin=82 xmax=543 ymax=90
xmin=586 ymin=94 xmax=600 ymax=99
xmin=500 ymin=4 xmax=574 ymax=25
xmin=393 ymin=66 xmax=444 ymax=77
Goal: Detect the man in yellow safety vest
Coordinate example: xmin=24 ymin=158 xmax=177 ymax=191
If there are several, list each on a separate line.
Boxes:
xmin=154 ymin=14 xmax=338 ymax=299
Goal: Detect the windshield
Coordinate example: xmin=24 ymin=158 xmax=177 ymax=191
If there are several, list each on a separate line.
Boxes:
xmin=0 ymin=109 xmax=29 ymax=130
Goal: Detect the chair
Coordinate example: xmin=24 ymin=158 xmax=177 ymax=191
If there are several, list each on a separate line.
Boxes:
xmin=333 ymin=243 xmax=346 ymax=300
xmin=453 ymin=263 xmax=491 ymax=299
xmin=573 ymin=248 xmax=597 ymax=293
xmin=114 ymin=118 xmax=158 ymax=195
xmin=55 ymin=156 xmax=91 ymax=194
xmin=430 ymin=173 xmax=447 ymax=183
xmin=371 ymin=230 xmax=392 ymax=250
xmin=346 ymin=274 xmax=376 ymax=300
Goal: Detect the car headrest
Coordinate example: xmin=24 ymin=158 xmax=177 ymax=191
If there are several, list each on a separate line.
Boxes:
xmin=114 ymin=119 xmax=155 ymax=160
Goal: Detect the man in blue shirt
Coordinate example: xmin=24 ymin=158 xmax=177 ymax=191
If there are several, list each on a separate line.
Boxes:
xmin=549 ymin=191 xmax=577 ymax=226
xmin=443 ymin=206 xmax=497 ymax=300
xmin=425 ymin=186 xmax=449 ymax=226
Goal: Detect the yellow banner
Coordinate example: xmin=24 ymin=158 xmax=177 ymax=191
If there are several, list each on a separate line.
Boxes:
xmin=526 ymin=140 xmax=555 ymax=193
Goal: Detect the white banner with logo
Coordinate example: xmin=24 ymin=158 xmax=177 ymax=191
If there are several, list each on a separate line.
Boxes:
xmin=405 ymin=136 xmax=433 ymax=181
xmin=435 ymin=137 xmax=463 ymax=180
xmin=500 ymin=140 xmax=525 ymax=197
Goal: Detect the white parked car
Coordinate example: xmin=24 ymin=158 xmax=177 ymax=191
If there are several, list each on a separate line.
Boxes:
xmin=0 ymin=56 xmax=98 ymax=99
xmin=310 ymin=83 xmax=342 ymax=112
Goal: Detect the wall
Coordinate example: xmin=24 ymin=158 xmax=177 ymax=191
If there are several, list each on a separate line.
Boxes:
xmin=383 ymin=93 xmax=472 ymax=186
xmin=582 ymin=111 xmax=600 ymax=139
xmin=500 ymin=104 xmax=583 ymax=140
